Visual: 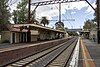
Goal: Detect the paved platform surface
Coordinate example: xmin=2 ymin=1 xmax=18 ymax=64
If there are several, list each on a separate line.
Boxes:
xmin=0 ymin=40 xmax=49 ymax=49
xmin=78 ymin=38 xmax=100 ymax=67
xmin=84 ymin=39 xmax=100 ymax=67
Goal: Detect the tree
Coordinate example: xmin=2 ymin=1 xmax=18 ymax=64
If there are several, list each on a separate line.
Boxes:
xmin=0 ymin=0 xmax=11 ymax=24
xmin=67 ymin=31 xmax=78 ymax=36
xmin=13 ymin=0 xmax=31 ymax=24
xmin=55 ymin=21 xmax=64 ymax=31
xmin=31 ymin=10 xmax=39 ymax=24
xmin=12 ymin=10 xmax=18 ymax=24
xmin=15 ymin=0 xmax=28 ymax=24
xmin=40 ymin=17 xmax=49 ymax=26
xmin=83 ymin=20 xmax=96 ymax=30
xmin=12 ymin=0 xmax=38 ymax=24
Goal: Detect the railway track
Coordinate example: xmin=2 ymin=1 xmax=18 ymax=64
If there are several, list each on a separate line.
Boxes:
xmin=5 ymin=37 xmax=77 ymax=67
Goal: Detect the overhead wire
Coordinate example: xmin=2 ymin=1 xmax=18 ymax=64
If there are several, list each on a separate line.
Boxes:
xmin=68 ymin=2 xmax=82 ymax=29
xmin=54 ymin=4 xmax=73 ymax=28
xmin=67 ymin=3 xmax=75 ymax=28
xmin=63 ymin=8 xmax=73 ymax=30
xmin=71 ymin=4 xmax=83 ymax=29
xmin=64 ymin=3 xmax=80 ymax=29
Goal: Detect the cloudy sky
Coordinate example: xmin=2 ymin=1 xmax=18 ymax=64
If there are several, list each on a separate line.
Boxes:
xmin=9 ymin=0 xmax=96 ymax=29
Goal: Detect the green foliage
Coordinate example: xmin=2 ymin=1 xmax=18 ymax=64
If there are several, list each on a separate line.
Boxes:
xmin=12 ymin=0 xmax=38 ymax=24
xmin=12 ymin=0 xmax=28 ymax=24
xmin=83 ymin=20 xmax=96 ymax=30
xmin=55 ymin=21 xmax=64 ymax=31
xmin=67 ymin=31 xmax=78 ymax=36
xmin=40 ymin=17 xmax=49 ymax=26
xmin=17 ymin=0 xmax=28 ymax=9
xmin=0 ymin=0 xmax=11 ymax=24
xmin=12 ymin=10 xmax=18 ymax=24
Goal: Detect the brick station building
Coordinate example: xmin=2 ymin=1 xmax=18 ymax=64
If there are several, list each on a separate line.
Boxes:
xmin=0 ymin=24 xmax=66 ymax=44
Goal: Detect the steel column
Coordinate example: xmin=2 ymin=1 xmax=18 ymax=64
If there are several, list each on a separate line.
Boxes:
xmin=97 ymin=0 xmax=100 ymax=44
xmin=28 ymin=0 xmax=31 ymax=23
xmin=59 ymin=3 xmax=61 ymax=22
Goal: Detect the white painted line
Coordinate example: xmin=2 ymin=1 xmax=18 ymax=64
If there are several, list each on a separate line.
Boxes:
xmin=69 ymin=37 xmax=80 ymax=67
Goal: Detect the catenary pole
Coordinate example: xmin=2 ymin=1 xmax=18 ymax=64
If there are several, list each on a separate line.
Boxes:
xmin=97 ymin=0 xmax=100 ymax=43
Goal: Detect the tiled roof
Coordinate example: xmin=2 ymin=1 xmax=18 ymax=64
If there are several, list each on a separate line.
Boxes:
xmin=12 ymin=23 xmax=65 ymax=33
xmin=1 ymin=23 xmax=65 ymax=33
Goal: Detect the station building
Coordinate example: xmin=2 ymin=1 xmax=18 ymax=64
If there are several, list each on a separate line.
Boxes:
xmin=89 ymin=28 xmax=97 ymax=41
xmin=80 ymin=28 xmax=97 ymax=41
xmin=1 ymin=24 xmax=66 ymax=44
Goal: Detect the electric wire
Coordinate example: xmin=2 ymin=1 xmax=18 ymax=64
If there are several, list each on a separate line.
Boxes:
xmin=55 ymin=4 xmax=73 ymax=28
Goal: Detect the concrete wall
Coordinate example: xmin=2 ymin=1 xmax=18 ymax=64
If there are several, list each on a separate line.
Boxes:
xmin=31 ymin=30 xmax=39 ymax=41
xmin=49 ymin=32 xmax=56 ymax=39
xmin=89 ymin=30 xmax=97 ymax=41
xmin=39 ymin=31 xmax=47 ymax=40
xmin=1 ymin=31 xmax=11 ymax=43
xmin=0 ymin=38 xmax=71 ymax=66
xmin=31 ymin=35 xmax=38 ymax=41
xmin=64 ymin=33 xmax=68 ymax=38
xmin=1 ymin=31 xmax=39 ymax=43
xmin=1 ymin=30 xmax=65 ymax=43
xmin=39 ymin=31 xmax=58 ymax=40
xmin=15 ymin=33 xmax=20 ymax=43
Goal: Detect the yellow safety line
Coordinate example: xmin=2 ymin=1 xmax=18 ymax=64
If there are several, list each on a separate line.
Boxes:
xmin=80 ymin=38 xmax=96 ymax=67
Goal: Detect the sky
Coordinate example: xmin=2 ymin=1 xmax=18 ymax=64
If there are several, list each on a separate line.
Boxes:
xmin=9 ymin=0 xmax=96 ymax=29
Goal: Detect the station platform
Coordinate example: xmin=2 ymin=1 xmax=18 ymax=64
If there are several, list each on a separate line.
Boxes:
xmin=78 ymin=38 xmax=100 ymax=67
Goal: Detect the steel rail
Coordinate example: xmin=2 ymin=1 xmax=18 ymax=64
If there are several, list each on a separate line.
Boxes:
xmin=5 ymin=38 xmax=74 ymax=67
xmin=24 ymin=37 xmax=77 ymax=67
xmin=46 ymin=38 xmax=78 ymax=67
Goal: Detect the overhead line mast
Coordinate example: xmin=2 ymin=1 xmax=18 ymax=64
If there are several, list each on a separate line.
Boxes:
xmin=28 ymin=0 xmax=31 ymax=23
xmin=29 ymin=0 xmax=99 ymax=43
xmin=30 ymin=0 xmax=82 ymax=23
xmin=97 ymin=0 xmax=100 ymax=43
xmin=59 ymin=2 xmax=61 ymax=22
xmin=31 ymin=0 xmax=78 ymax=6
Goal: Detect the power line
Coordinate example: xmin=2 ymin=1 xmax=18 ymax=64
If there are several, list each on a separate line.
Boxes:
xmin=67 ymin=3 xmax=76 ymax=28
xmin=55 ymin=4 xmax=73 ymax=27
xmin=67 ymin=3 xmax=81 ymax=29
